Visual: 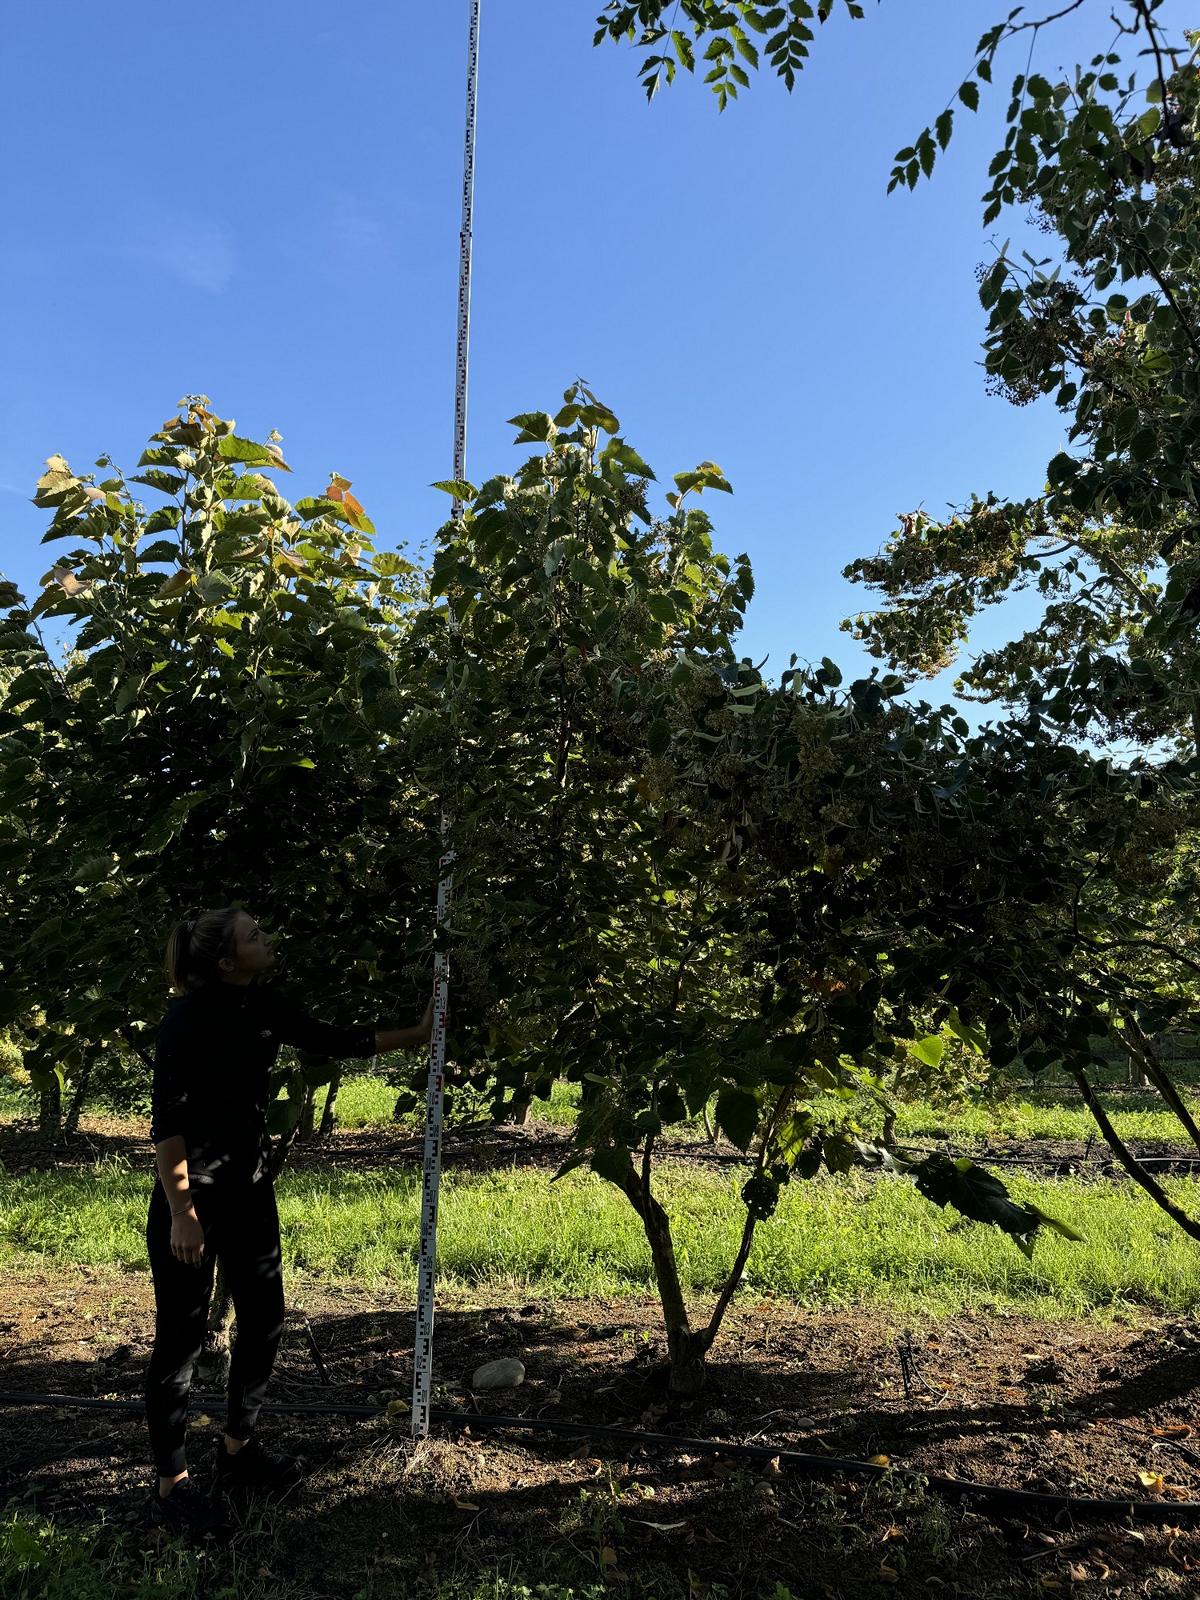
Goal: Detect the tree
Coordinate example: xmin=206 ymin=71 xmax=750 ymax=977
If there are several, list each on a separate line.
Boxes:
xmin=391 ymin=385 xmax=1090 ymax=1394
xmin=0 ymin=398 xmax=433 ymax=1369
xmin=837 ymin=14 xmax=1200 ymax=1226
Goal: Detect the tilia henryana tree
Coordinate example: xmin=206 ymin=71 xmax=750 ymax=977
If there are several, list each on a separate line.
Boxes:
xmin=381 ymin=385 xmax=1155 ymax=1395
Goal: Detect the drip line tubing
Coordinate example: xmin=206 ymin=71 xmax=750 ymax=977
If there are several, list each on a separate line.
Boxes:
xmin=2 ymin=1389 xmax=1199 ymax=1525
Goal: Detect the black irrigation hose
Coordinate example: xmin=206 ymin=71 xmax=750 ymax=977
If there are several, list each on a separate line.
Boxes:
xmin=3 ymin=1389 xmax=1200 ymax=1526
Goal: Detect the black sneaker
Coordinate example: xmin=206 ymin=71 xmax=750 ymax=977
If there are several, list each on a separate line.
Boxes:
xmin=147 ymin=1478 xmax=233 ymax=1541
xmin=213 ymin=1435 xmax=306 ymax=1501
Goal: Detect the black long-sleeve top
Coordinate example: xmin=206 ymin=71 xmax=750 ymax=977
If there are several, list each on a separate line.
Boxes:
xmin=150 ymin=980 xmax=377 ymax=1187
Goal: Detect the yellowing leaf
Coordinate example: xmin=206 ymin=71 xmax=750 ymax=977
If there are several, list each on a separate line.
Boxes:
xmin=450 ymin=1493 xmax=479 ymax=1511
xmin=40 ymin=566 xmax=92 ymax=597
xmin=158 ymin=567 xmax=193 ymax=598
xmin=869 ymin=1454 xmax=891 ymax=1467
xmin=1136 ymin=1469 xmax=1164 ymax=1493
xmin=599 ymin=1546 xmax=618 ymax=1568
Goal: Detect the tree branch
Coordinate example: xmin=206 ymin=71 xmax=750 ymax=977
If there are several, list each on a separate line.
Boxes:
xmin=1070 ymin=1062 xmax=1200 ymax=1241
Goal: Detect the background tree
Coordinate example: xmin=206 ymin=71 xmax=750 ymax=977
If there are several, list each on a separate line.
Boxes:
xmin=0 ymin=399 xmax=433 ymax=1373
xmin=834 ymin=10 xmax=1200 ymax=1219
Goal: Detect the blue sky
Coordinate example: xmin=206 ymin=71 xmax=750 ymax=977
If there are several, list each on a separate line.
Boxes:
xmin=0 ymin=1 xmax=1156 ymax=711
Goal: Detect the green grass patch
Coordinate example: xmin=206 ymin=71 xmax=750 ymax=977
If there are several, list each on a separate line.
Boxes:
xmin=6 ymin=1068 xmax=1200 ymax=1149
xmin=313 ymin=1075 xmax=1200 ymax=1145
xmin=3 ymin=1157 xmax=1199 ymax=1319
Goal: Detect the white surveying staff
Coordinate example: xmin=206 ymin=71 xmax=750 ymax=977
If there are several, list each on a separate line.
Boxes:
xmin=412 ymin=0 xmax=481 ymax=1441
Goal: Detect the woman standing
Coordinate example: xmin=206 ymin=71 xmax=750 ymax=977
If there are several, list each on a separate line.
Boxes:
xmin=145 ymin=905 xmax=433 ymax=1539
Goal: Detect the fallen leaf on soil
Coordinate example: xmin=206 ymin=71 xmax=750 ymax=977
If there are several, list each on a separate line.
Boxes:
xmin=599 ymin=1546 xmax=618 ymax=1567
xmin=762 ymin=1456 xmax=783 ymax=1479
xmin=1068 ymin=1563 xmax=1089 ymax=1581
xmin=631 ymin=1520 xmax=687 ymax=1532
xmin=1137 ymin=1470 xmax=1165 ymax=1494
xmin=1038 ymin=1579 xmax=1063 ymax=1591
xmin=869 ymin=1454 xmax=891 ymax=1467
xmin=1153 ymin=1425 xmax=1194 ymax=1439
xmin=450 ymin=1495 xmax=479 ymax=1512
xmin=194 ymin=1415 xmax=211 ymax=1427
xmin=880 ymin=1525 xmax=904 ymax=1542
xmin=878 ymin=1563 xmax=900 ymax=1582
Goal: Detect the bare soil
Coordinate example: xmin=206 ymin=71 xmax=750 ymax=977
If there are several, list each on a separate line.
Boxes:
xmin=5 ymin=1112 xmax=1200 ymax=1596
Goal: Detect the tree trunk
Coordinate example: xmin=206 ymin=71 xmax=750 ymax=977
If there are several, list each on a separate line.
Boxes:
xmin=38 ymin=1077 xmax=62 ymax=1143
xmin=499 ymin=1087 xmax=533 ymax=1126
xmin=316 ymin=1067 xmax=342 ymax=1138
xmin=298 ymin=1084 xmax=316 ymax=1141
xmin=195 ymin=1258 xmax=235 ymax=1387
xmin=620 ymin=1167 xmax=708 ymax=1396
xmin=1126 ymin=1050 xmax=1149 ymax=1088
xmin=63 ymin=1049 xmax=98 ymax=1138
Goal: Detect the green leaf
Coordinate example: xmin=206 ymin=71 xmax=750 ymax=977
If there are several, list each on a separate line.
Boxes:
xmin=646 ymin=718 xmax=671 ymax=756
xmin=507 ymin=412 xmax=556 ymax=444
xmin=590 ymin=1144 xmax=632 ymax=1186
xmin=218 ymin=436 xmax=291 ymax=470
xmin=959 ymin=79 xmax=980 ymax=111
xmin=715 ymin=1086 xmax=759 ymax=1151
xmin=431 ymin=480 xmax=479 ymax=501
xmin=908 ymin=1035 xmax=944 ymax=1068
xmin=601 ymin=439 xmax=656 ymax=480
xmin=946 ymin=1008 xmax=986 ymax=1054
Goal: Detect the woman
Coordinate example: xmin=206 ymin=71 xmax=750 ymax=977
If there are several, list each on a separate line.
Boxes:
xmin=145 ymin=905 xmax=434 ymax=1539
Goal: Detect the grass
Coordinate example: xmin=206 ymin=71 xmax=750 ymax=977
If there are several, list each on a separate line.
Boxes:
xmin=301 ymin=1073 xmax=1200 ymax=1147
xmin=3 ymin=1155 xmax=1200 ymax=1319
xmin=6 ymin=1063 xmax=1200 ymax=1148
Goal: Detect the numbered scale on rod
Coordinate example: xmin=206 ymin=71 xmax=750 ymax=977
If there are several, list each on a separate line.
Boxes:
xmin=412 ymin=0 xmax=481 ymax=1441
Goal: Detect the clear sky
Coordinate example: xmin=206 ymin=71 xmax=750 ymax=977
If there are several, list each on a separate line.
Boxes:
xmin=0 ymin=1 xmax=1155 ymax=711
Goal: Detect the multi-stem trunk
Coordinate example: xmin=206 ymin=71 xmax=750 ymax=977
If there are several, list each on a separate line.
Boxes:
xmin=617 ymin=1128 xmax=768 ymax=1399
xmin=618 ymin=1163 xmax=710 ymax=1395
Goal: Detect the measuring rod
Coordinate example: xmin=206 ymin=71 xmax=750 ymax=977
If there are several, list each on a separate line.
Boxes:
xmin=412 ymin=0 xmax=480 ymax=1440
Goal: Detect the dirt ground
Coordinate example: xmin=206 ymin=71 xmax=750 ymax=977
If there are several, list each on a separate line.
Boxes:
xmin=5 ymin=1111 xmax=1200 ymax=1597
xmin=4 ymin=1257 xmax=1200 ymax=1597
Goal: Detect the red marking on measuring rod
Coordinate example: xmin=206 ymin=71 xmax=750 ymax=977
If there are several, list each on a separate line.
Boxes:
xmin=413 ymin=0 xmax=480 ymax=1441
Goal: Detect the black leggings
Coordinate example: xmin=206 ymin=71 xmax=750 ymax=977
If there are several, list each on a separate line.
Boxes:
xmin=144 ymin=1175 xmax=285 ymax=1477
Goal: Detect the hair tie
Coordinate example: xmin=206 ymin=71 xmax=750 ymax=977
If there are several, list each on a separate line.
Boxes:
xmin=183 ymin=918 xmax=196 ymax=939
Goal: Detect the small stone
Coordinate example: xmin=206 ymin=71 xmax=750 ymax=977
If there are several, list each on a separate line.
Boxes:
xmin=472 ymin=1358 xmax=525 ymax=1391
